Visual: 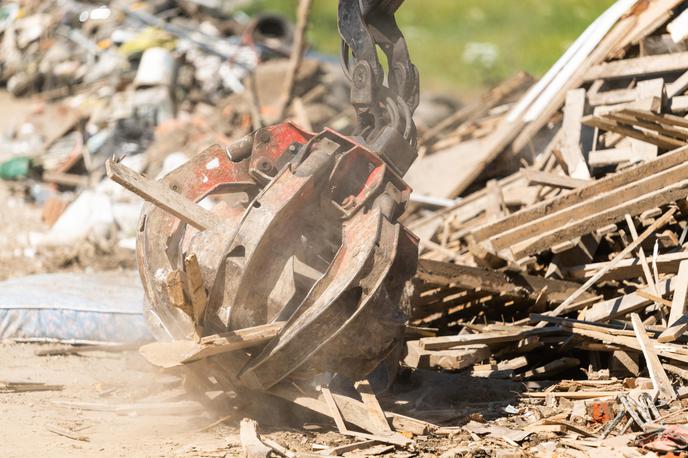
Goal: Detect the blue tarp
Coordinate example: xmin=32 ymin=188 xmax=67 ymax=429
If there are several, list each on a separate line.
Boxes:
xmin=0 ymin=271 xmax=153 ymax=343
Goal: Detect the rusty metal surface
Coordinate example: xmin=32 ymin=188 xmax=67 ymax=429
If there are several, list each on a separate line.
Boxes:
xmin=135 ymin=121 xmax=418 ymax=389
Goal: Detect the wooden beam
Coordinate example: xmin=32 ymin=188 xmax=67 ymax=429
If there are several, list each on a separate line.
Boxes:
xmin=522 ymin=169 xmax=589 ymax=189
xmin=106 ymin=159 xmax=223 ymax=231
xmin=138 ymin=322 xmax=284 ymax=368
xmin=417 ymin=259 xmax=594 ymax=304
xmin=418 ymin=327 xmax=560 ymax=351
xmin=584 ymin=277 xmax=675 ymax=322
xmin=622 ymin=108 xmax=688 ymax=130
xmin=561 ymin=89 xmax=591 ymax=179
xmin=403 ymin=341 xmax=490 ymax=371
xmin=631 ymin=313 xmax=676 ymax=401
xmin=584 ymin=51 xmax=688 ymax=81
xmin=582 ymin=115 xmax=685 ymax=150
xmin=471 ymin=145 xmax=688 ymax=243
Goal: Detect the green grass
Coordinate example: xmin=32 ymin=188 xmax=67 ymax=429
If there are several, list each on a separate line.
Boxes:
xmin=241 ymin=0 xmax=615 ymax=96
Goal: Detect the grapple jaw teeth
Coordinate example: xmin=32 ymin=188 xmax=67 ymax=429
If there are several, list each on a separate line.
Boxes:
xmin=133 ymin=122 xmax=418 ymax=389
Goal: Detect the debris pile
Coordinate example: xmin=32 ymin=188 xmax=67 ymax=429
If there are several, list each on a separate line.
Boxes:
xmin=9 ymin=0 xmax=688 ymax=457
xmin=0 ymin=0 xmax=354 ymax=255
xmin=394 ymin=0 xmax=688 ymax=455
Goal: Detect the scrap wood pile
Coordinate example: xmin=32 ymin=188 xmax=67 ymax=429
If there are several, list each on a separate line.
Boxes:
xmin=395 ymin=0 xmax=688 ymax=455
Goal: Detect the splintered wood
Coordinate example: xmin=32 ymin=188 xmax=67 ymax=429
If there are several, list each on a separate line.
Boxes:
xmin=399 ymin=1 xmax=688 ymax=454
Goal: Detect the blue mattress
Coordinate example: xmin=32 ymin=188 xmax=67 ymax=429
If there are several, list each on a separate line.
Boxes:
xmin=0 ymin=271 xmax=153 ymax=344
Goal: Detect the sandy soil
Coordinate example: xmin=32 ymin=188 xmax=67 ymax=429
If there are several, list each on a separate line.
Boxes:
xmin=0 ymin=343 xmax=242 ymax=458
xmin=0 ymin=340 xmax=525 ymax=457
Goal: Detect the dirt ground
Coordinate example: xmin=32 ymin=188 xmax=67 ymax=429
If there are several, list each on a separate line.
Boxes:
xmin=0 ymin=340 xmax=525 ymax=457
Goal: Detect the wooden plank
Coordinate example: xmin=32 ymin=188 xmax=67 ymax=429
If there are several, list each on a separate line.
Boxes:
xmin=354 ymin=380 xmax=392 ymax=433
xmin=565 ymin=251 xmax=688 ymax=281
xmin=502 ymin=174 xmax=688 ymax=259
xmin=582 ymin=115 xmax=685 ymax=150
xmin=105 ymin=159 xmax=223 ymax=231
xmin=321 ymin=386 xmax=348 ymax=434
xmin=521 ymin=391 xmax=621 ymax=399
xmin=607 ymin=112 xmax=688 ymax=141
xmin=522 ymin=169 xmax=589 ymax=189
xmin=658 ymin=313 xmax=688 ymax=343
xmin=668 ymin=9 xmax=688 ymax=44
xmin=404 ymin=341 xmax=490 ymax=371
xmin=631 ymin=313 xmax=677 ymax=401
xmin=588 ymin=147 xmax=641 ymax=168
xmin=561 ymin=89 xmax=591 ymax=179
xmin=564 ymin=327 xmax=688 ymax=365
xmin=588 ymin=86 xmax=636 ymax=106
xmin=563 ymin=252 xmax=688 ymax=280
xmin=418 ymin=327 xmax=559 ymax=351
xmin=546 ymin=208 xmax=677 ymax=319
xmin=485 ymin=179 xmax=505 ymax=221
xmin=584 ymin=277 xmax=674 ymax=322
xmin=510 ymin=184 xmax=688 ymax=259
xmin=321 ymin=387 xmax=412 ymax=446
xmin=610 ymin=350 xmax=640 ymax=377
xmin=417 ymin=259 xmax=594 ymax=304
xmin=583 ymin=51 xmax=688 ymax=81
xmin=320 ymin=440 xmax=378 ymax=457
xmin=268 ymin=383 xmax=391 ymax=438
xmin=418 ymin=331 xmax=527 ymax=351
xmin=671 ymin=95 xmax=688 ymax=113
xmin=668 ymin=260 xmax=688 ymax=326
xmin=658 ymin=260 xmax=688 ymax=343
xmin=622 ymin=108 xmax=688 ymax=130
xmin=636 ymin=290 xmax=673 ymax=308
xmin=471 ymin=144 xmax=688 ymax=242
xmin=138 ymin=322 xmax=284 ymax=368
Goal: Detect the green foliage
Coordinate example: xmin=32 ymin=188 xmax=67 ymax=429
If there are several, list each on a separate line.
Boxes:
xmin=241 ymin=0 xmax=615 ymax=94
